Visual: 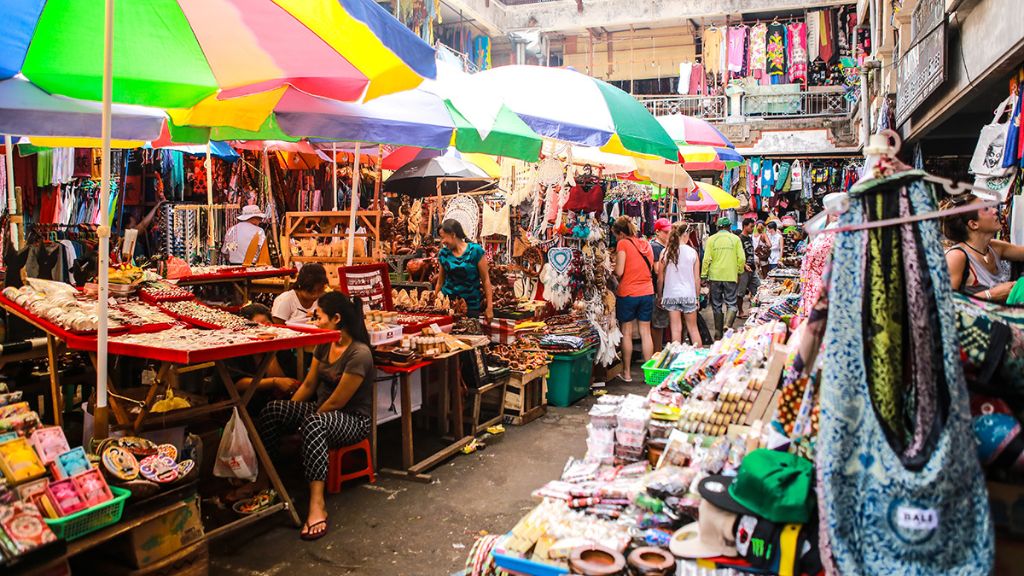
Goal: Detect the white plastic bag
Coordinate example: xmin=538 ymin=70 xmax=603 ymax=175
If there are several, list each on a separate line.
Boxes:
xmin=213 ymin=408 xmax=258 ymax=482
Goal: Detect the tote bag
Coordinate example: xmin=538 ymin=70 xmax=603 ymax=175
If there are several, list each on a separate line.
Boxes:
xmin=970 ymin=96 xmax=1015 ymax=178
xmin=817 ymin=171 xmax=993 ymax=576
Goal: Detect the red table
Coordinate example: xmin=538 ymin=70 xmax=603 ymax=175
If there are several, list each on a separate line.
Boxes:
xmin=0 ymin=293 xmax=338 ymax=529
xmin=174 ymin=266 xmax=297 ymax=303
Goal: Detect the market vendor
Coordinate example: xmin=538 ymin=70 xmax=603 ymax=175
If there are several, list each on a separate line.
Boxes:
xmin=272 ymin=263 xmax=329 ymax=325
xmin=943 ymin=195 xmax=1024 ymax=302
xmin=435 ymin=219 xmax=493 ymax=321
xmin=233 ymin=303 xmax=300 ymax=396
xmin=222 ymin=205 xmax=267 ymax=265
xmin=257 ymin=291 xmax=374 ymax=541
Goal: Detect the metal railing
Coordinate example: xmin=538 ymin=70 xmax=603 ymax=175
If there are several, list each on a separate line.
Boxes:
xmin=741 ymin=89 xmax=853 ymax=118
xmin=635 ymin=95 xmax=727 ymax=121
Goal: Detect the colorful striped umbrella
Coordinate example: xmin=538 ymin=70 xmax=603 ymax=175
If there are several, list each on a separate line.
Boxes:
xmin=656 ymin=114 xmax=735 ymax=148
xmin=456 ymin=66 xmax=679 ymax=161
xmin=1 ymin=0 xmax=436 ymax=107
xmin=677 ymin=144 xmax=744 ymax=171
xmin=681 ymin=181 xmax=740 ymax=212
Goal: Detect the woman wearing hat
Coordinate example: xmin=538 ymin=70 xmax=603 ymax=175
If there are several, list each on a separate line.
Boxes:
xmin=222 ymin=205 xmax=267 ymax=265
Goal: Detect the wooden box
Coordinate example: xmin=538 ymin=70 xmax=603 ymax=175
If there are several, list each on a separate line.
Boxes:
xmin=503 ymin=366 xmax=549 ymax=426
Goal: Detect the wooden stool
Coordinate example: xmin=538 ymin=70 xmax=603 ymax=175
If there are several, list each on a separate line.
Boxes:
xmin=466 ymin=376 xmax=509 ymax=436
xmin=326 ymin=438 xmax=375 ymax=493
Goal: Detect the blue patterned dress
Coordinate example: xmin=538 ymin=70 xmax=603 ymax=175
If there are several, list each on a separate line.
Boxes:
xmin=438 ymin=243 xmax=485 ymax=316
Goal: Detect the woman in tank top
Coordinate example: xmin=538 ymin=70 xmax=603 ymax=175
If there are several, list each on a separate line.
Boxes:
xmin=943 ymin=196 xmax=1024 ymax=302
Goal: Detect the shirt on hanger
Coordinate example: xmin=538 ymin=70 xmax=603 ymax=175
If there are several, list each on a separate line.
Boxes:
xmin=727 ymin=26 xmax=747 ymax=73
xmin=678 ymin=62 xmax=693 ymax=95
xmin=766 ymin=22 xmax=787 ymax=77
xmin=703 ymin=27 xmax=724 ymax=75
xmin=787 ymin=22 xmax=809 ymax=82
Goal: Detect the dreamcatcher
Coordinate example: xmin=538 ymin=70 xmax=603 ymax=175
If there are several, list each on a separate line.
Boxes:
xmin=443 ymin=196 xmax=480 ymax=240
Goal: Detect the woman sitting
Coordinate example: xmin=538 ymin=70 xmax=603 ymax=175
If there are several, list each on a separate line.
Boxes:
xmin=943 ymin=195 xmax=1024 ymax=302
xmin=257 ymin=292 xmax=374 ymax=540
xmin=233 ymin=304 xmax=299 ymax=396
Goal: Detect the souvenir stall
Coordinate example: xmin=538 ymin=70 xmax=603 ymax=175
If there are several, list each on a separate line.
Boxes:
xmin=463 ymin=321 xmax=820 ymax=575
xmin=0 ymin=275 xmax=339 ymax=573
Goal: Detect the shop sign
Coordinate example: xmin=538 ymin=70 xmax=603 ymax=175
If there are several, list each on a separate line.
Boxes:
xmin=910 ymin=0 xmax=945 ymax=48
xmin=895 ymin=24 xmax=946 ymax=127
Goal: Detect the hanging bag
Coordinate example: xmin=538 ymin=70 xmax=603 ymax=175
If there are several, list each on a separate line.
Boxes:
xmin=818 ymin=172 xmax=993 ymax=575
xmin=213 ymin=408 xmax=259 ymax=482
xmin=970 ymin=96 xmax=1016 ymax=178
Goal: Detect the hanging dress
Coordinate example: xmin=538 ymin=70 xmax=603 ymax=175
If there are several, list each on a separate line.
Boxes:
xmin=747 ymin=23 xmax=767 ymax=79
xmin=766 ymin=22 xmax=787 ymax=79
xmin=787 ymin=22 xmax=809 ymax=83
xmin=703 ymin=27 xmax=724 ymax=75
xmin=817 ymin=170 xmax=993 ymax=575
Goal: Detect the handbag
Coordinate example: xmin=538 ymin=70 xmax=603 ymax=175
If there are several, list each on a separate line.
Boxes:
xmin=818 ymin=172 xmax=993 ymax=576
xmin=627 ymin=239 xmax=657 ymax=293
xmin=970 ymin=96 xmax=1016 ymax=178
xmin=953 ymin=293 xmax=1024 ymax=398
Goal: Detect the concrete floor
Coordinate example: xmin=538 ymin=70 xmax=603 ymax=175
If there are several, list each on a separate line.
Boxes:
xmin=209 ymin=374 xmax=649 ymax=576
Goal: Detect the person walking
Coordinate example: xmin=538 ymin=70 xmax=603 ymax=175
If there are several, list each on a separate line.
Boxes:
xmin=766 ymin=221 xmax=784 ymax=272
xmin=612 ymin=217 xmax=656 ymax=381
xmin=735 ymin=218 xmax=760 ymax=318
xmin=658 ymin=223 xmax=702 ymax=346
xmin=701 ymin=217 xmax=745 ymax=339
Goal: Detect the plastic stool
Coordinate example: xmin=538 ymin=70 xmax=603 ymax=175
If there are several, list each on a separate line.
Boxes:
xmin=326 ymin=438 xmax=375 ymax=493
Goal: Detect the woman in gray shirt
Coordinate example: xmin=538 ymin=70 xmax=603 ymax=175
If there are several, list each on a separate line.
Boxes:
xmin=257 ymin=291 xmax=374 ymax=540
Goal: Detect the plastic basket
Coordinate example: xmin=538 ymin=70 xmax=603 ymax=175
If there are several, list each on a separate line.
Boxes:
xmin=44 ymin=486 xmax=130 ymax=541
xmin=369 ymin=324 xmax=403 ymax=346
xmin=642 ymin=358 xmax=673 ymax=387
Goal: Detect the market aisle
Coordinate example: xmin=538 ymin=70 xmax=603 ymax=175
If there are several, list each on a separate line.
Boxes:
xmin=209 ymin=376 xmax=650 ymax=575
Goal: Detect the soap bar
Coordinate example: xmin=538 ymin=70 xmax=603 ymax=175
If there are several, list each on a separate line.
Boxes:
xmin=0 ymin=438 xmax=46 ymax=484
xmin=29 ymin=427 xmax=70 ymax=465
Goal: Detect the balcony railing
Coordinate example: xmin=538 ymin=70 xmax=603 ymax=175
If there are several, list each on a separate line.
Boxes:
xmin=635 ymin=95 xmax=727 ymax=121
xmin=741 ymin=88 xmax=853 ymax=118
xmin=635 ymin=88 xmax=852 ymax=121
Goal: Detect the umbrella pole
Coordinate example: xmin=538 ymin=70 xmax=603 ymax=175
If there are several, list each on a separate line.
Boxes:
xmin=3 ymin=135 xmax=16 ymax=250
xmin=346 ymin=143 xmax=361 ymax=266
xmin=95 ymin=0 xmax=115 ymax=441
xmin=332 ymin=142 xmax=338 ymax=211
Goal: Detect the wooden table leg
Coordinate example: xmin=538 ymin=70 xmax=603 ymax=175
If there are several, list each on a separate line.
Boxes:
xmin=400 ymin=372 xmax=413 ymax=470
xmin=215 ymin=360 xmax=302 ymax=527
xmin=87 ymin=353 xmax=132 ymax=426
xmin=240 ymin=353 xmax=273 ymax=408
xmin=133 ymin=362 xmax=173 ymax=432
xmin=45 ymin=335 xmax=63 ymax=426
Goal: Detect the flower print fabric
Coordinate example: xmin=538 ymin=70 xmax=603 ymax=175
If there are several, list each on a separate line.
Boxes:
xmin=787 ymin=22 xmax=808 ymax=82
xmin=766 ymin=22 xmax=786 ymax=77
xmin=747 ymin=23 xmax=767 ymax=77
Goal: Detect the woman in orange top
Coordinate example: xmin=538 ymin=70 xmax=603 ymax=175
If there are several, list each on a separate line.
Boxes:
xmin=612 ymin=217 xmax=656 ymax=382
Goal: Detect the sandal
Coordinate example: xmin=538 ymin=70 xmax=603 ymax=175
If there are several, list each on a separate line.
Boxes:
xmin=232 ymin=489 xmax=278 ymax=515
xmin=300 ymin=518 xmax=329 ymax=541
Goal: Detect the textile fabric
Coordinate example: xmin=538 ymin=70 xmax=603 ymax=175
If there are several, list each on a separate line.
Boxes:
xmin=257 ymin=400 xmax=370 ymax=482
xmin=766 ymin=23 xmax=786 ymax=77
xmin=704 ymin=27 xmax=723 ymax=74
xmin=748 ymin=23 xmax=767 ymax=77
xmin=817 ymin=171 xmax=993 ymax=576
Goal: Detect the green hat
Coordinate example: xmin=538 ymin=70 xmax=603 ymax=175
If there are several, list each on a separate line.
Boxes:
xmin=698 ymin=449 xmax=814 ymax=524
xmin=717 ymin=216 xmax=732 ymax=227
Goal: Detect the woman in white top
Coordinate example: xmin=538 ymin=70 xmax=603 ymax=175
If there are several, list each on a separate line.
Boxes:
xmin=657 ymin=223 xmax=702 ymax=346
xmin=766 ymin=221 xmax=784 ymax=270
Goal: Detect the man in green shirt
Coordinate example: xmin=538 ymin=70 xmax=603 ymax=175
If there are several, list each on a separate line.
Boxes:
xmin=701 ymin=217 xmax=746 ymax=339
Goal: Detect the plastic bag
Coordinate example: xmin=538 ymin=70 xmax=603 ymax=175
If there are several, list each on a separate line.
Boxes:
xmin=213 ymin=408 xmax=258 ymax=482
xmin=165 ymin=256 xmax=192 ymax=280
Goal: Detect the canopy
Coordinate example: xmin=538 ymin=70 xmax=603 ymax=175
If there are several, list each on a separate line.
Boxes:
xmin=457 ymin=66 xmax=679 ymax=161
xmin=681 ymin=181 xmax=740 ymax=212
xmin=656 ymin=114 xmax=735 ymax=148
xmin=0 ymin=78 xmax=165 ymax=141
xmin=1 ymin=0 xmax=436 ymax=107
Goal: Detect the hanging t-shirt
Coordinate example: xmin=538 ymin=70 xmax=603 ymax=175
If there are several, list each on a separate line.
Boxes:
xmin=787 ymin=22 xmax=809 ymax=82
xmin=748 ymin=23 xmax=767 ymax=78
xmin=760 ymin=159 xmax=775 ymax=197
xmin=678 ymin=62 xmax=693 ymax=94
xmin=766 ymin=23 xmax=787 ymax=77
xmin=727 ymin=26 xmax=747 ymax=74
xmin=703 ymin=27 xmax=724 ymax=75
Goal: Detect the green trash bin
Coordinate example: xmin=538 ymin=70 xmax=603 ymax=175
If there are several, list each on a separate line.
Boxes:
xmin=546 ymin=348 xmax=596 ymax=407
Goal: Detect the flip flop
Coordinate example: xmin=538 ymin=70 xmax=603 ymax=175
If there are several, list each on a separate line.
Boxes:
xmin=300 ymin=519 xmax=329 ymax=541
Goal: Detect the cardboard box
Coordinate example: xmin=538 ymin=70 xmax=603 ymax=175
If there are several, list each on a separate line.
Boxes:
xmin=114 ymin=497 xmax=204 ymax=568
